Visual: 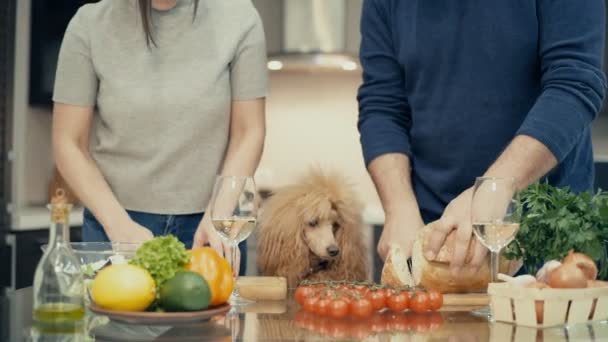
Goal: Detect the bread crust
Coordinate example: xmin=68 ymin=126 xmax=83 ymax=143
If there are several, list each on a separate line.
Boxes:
xmin=381 ymin=226 xmax=522 ymax=293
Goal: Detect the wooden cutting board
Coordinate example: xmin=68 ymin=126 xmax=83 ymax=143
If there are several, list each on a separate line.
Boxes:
xmin=236 ymin=277 xmax=488 ymax=311
xmin=236 ymin=276 xmax=288 ymax=301
xmin=441 ymin=293 xmax=489 ymax=311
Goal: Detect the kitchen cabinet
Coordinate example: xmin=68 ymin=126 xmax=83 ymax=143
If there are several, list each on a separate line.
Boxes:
xmin=4 ymin=227 xmax=82 ymax=290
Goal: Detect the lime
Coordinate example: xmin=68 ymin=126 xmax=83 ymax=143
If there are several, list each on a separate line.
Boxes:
xmin=159 ymin=271 xmax=211 ymax=312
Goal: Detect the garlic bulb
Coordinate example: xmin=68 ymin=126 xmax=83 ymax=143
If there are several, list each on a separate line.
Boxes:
xmin=536 ymin=260 xmax=562 ymax=283
xmin=498 ymin=273 xmax=537 ymax=287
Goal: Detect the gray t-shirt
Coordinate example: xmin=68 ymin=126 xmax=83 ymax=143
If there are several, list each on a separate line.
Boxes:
xmin=53 ymin=0 xmax=268 ymax=214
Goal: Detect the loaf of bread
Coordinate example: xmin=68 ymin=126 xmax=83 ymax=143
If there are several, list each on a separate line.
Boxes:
xmin=381 ymin=226 xmax=522 ymax=293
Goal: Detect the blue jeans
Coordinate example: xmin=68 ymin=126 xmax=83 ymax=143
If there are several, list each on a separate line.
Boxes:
xmin=82 ymin=208 xmax=247 ymax=276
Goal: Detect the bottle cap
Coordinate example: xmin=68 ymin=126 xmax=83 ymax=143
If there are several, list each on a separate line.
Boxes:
xmin=50 ymin=189 xmax=71 ymax=222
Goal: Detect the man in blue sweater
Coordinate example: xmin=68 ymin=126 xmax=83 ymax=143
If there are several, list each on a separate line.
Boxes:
xmin=358 ymin=0 xmax=607 ymax=275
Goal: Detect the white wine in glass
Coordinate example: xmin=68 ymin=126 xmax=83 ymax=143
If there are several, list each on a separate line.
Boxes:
xmin=472 ymin=221 xmax=520 ymax=256
xmin=470 ymin=176 xmax=520 ymax=320
xmin=209 ymin=175 xmax=258 ymax=307
xmin=211 ymin=218 xmax=256 ymax=244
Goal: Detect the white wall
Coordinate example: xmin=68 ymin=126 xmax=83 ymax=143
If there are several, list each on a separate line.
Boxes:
xmin=255 ymin=69 xmax=381 ymax=211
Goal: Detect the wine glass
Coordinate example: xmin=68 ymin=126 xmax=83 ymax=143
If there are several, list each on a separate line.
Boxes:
xmin=470 ymin=177 xmax=520 ymax=319
xmin=209 ymin=175 xmax=258 ymax=307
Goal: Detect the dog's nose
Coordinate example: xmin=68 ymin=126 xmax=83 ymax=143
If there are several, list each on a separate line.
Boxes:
xmin=327 ymin=245 xmax=340 ymax=257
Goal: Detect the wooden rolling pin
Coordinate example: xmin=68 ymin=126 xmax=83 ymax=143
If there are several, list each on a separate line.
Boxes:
xmin=236 ymin=276 xmax=287 ymax=301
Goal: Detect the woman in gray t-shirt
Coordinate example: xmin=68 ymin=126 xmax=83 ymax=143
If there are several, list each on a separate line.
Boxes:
xmin=52 ymin=0 xmax=268 ymax=275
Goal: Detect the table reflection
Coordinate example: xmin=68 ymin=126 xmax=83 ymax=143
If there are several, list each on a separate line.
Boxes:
xmin=5 ymin=287 xmax=608 ymax=341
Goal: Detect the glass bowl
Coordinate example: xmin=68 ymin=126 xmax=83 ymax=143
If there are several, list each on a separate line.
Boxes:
xmin=41 ymin=242 xmax=142 ymax=305
xmin=41 ymin=242 xmax=140 ymax=269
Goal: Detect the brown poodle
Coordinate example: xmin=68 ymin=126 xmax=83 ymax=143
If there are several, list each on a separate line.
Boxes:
xmin=256 ymin=170 xmax=369 ymax=288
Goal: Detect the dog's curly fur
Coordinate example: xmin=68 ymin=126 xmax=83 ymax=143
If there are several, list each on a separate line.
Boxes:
xmin=256 ymin=170 xmax=368 ymax=288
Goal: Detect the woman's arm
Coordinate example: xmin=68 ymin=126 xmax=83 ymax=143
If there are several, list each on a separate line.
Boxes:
xmin=193 ymin=98 xmax=266 ymax=271
xmin=219 ymin=99 xmax=266 ymax=176
xmin=53 ymin=102 xmax=153 ymax=242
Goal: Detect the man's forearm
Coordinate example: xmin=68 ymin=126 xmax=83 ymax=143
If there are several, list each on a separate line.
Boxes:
xmin=484 ymin=135 xmax=558 ymax=190
xmin=368 ymin=153 xmax=421 ymax=218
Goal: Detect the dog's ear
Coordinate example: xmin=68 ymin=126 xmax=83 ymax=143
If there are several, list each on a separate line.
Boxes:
xmin=256 ymin=196 xmax=312 ymax=287
xmin=332 ymin=200 xmax=369 ymax=282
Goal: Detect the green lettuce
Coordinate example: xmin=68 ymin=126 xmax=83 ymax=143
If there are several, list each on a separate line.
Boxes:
xmin=129 ymin=236 xmax=190 ymax=287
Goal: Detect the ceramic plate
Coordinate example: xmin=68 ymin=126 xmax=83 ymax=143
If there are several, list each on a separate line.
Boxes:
xmin=88 ymin=304 xmax=230 ymax=325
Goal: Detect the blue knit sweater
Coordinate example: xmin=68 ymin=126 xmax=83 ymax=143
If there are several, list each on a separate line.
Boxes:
xmin=358 ymin=0 xmax=607 ymax=222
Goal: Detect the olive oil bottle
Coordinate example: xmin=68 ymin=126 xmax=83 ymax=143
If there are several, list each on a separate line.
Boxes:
xmin=32 ymin=189 xmax=85 ymax=325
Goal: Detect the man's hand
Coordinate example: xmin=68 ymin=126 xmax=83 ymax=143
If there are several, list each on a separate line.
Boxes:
xmin=378 ymin=211 xmax=424 ymax=261
xmin=193 ymin=214 xmax=240 ymax=276
xmin=424 ymin=188 xmax=487 ymax=276
xmin=106 ymin=220 xmax=154 ymax=243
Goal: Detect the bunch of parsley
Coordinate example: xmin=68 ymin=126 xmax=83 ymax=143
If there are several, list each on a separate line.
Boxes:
xmin=504 ymin=182 xmax=608 ymax=278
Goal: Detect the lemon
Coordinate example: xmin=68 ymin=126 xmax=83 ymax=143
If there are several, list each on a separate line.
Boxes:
xmin=91 ymin=264 xmax=156 ymax=312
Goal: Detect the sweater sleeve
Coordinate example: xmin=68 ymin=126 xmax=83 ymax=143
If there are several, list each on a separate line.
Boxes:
xmin=517 ymin=0 xmax=607 ymax=162
xmin=53 ymin=7 xmax=98 ymax=107
xmin=357 ymin=0 xmax=412 ymax=167
xmin=230 ymin=9 xmax=268 ymax=101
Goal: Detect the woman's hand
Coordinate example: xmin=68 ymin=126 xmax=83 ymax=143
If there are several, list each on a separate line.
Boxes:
xmin=106 ymin=220 xmax=154 ymax=243
xmin=193 ymin=214 xmax=240 ymax=275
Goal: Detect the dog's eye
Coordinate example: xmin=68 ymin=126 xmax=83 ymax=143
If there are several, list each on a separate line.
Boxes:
xmin=308 ymin=219 xmax=319 ymax=227
xmin=332 ymin=222 xmax=340 ymax=231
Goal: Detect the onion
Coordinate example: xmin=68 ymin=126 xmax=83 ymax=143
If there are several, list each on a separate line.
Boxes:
xmin=548 ymin=262 xmax=588 ymax=289
xmin=536 ymin=260 xmax=562 ymax=284
xmin=562 ymin=250 xmax=598 ymax=280
xmin=526 ymin=282 xmax=550 ymax=323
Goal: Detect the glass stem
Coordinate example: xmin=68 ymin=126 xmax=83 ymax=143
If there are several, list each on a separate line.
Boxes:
xmin=231 ymin=241 xmax=240 ymax=297
xmin=490 ymin=250 xmax=499 ymax=283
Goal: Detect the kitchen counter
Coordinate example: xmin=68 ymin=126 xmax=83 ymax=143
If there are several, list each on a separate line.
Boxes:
xmin=2 ymin=288 xmax=608 ymax=341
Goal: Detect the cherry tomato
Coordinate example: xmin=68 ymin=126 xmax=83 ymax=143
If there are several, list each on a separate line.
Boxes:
xmin=314 ymin=298 xmax=331 ymax=316
xmin=351 ymin=298 xmax=373 ymax=318
xmin=384 ymin=288 xmax=395 ymax=297
xmin=352 ymin=285 xmax=369 ymax=297
xmin=340 ymin=293 xmax=354 ymax=306
xmin=410 ymin=291 xmax=430 ymax=313
xmin=366 ymin=289 xmax=387 ymax=311
xmin=329 ymin=298 xmax=349 ymax=319
xmin=427 ymin=289 xmax=443 ymax=311
xmin=303 ymin=296 xmax=319 ymax=312
xmin=387 ymin=292 xmax=409 ymax=312
xmin=336 ymin=284 xmax=351 ymax=292
xmin=295 ymin=286 xmax=316 ymax=305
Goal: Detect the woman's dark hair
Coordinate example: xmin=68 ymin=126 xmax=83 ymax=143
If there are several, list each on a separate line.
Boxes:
xmin=138 ymin=0 xmax=199 ymax=47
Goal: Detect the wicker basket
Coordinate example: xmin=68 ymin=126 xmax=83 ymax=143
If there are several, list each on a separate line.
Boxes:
xmin=488 ymin=283 xmax=608 ymax=328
